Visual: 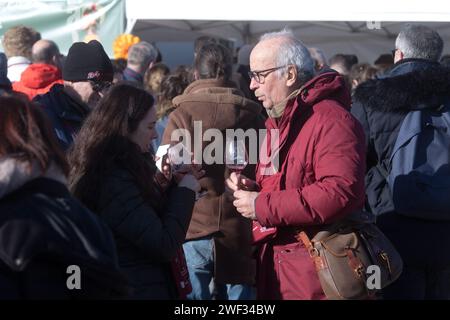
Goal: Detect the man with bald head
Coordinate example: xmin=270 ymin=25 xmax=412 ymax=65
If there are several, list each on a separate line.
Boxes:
xmin=226 ymin=29 xmax=366 ymax=299
xmin=13 ymin=39 xmax=64 ymax=99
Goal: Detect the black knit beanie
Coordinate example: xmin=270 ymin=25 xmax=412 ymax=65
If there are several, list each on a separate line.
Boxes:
xmin=63 ymin=40 xmax=113 ymax=82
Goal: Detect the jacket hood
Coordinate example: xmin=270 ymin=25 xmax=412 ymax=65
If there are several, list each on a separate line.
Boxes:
xmin=172 ymin=78 xmax=263 ymax=130
xmin=0 ymin=157 xmax=66 ymax=199
xmin=354 ymin=62 xmax=450 ymax=113
xmin=19 ymin=63 xmax=62 ymax=89
xmin=300 ymin=70 xmax=351 ymax=109
xmin=378 ymin=58 xmax=438 ymax=78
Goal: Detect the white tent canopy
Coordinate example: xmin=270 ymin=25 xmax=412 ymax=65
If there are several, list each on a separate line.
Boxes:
xmin=125 ymin=0 xmax=450 ymax=68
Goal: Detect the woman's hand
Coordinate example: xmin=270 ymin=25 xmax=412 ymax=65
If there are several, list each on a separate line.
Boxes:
xmin=173 ymin=163 xmax=205 ymax=183
xmin=178 ymin=174 xmax=201 ymax=193
xmin=154 ymin=154 xmax=172 ymax=191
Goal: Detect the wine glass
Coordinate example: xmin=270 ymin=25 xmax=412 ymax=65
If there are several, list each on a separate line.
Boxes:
xmin=168 ymin=142 xmax=207 ymax=200
xmin=167 ymin=142 xmax=191 ymax=171
xmin=225 ymin=138 xmax=248 ymax=175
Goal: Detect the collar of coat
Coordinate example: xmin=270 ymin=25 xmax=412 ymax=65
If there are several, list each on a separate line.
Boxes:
xmin=0 ymin=157 xmax=66 ymax=199
xmin=353 ymin=60 xmax=450 ymax=113
xmin=174 ymin=78 xmax=245 ymax=103
xmin=38 ymin=84 xmax=90 ymax=122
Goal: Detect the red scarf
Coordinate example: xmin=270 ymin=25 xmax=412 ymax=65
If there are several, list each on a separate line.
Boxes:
xmin=170 ymin=248 xmax=192 ymax=299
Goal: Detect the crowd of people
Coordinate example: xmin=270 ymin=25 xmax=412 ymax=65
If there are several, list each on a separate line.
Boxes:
xmin=0 ymin=22 xmax=450 ymax=300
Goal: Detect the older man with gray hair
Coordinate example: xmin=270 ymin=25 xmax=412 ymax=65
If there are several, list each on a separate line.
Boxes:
xmin=226 ymin=29 xmax=366 ymax=300
xmin=123 ymin=41 xmax=158 ymax=85
xmin=352 ymin=24 xmax=450 ymax=299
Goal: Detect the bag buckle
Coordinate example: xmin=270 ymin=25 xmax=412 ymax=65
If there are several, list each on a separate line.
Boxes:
xmin=308 ymin=247 xmax=319 ymax=258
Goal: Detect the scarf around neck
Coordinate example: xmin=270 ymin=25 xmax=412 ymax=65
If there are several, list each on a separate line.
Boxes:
xmin=266 ymin=87 xmax=302 ymax=118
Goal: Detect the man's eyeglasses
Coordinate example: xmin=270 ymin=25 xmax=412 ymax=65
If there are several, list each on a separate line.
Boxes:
xmin=89 ymin=80 xmax=112 ymax=93
xmin=248 ymin=65 xmax=289 ymax=84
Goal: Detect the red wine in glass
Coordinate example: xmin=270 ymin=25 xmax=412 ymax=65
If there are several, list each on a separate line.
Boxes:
xmin=225 ymin=138 xmax=248 ymax=175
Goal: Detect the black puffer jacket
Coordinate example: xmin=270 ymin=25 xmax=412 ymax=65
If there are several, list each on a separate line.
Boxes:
xmin=352 ymin=59 xmax=450 ymax=264
xmin=95 ymin=165 xmax=196 ymax=299
xmin=0 ymin=178 xmax=127 ymax=299
xmin=352 ymin=59 xmax=450 ymax=215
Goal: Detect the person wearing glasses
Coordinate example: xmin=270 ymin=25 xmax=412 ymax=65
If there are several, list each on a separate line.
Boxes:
xmin=33 ymin=40 xmax=113 ymax=151
xmin=226 ymin=29 xmax=366 ymax=299
xmin=352 ymin=24 xmax=450 ymax=300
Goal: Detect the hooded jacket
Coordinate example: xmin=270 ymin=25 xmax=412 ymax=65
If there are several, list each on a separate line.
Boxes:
xmin=0 ymin=159 xmax=127 ymax=299
xmin=352 ymin=59 xmax=450 ymax=265
xmin=12 ymin=63 xmax=63 ymax=100
xmin=162 ymin=78 xmax=266 ymax=284
xmin=254 ymin=71 xmax=366 ymax=299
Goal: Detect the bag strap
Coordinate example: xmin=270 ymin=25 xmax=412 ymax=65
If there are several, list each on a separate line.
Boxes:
xmin=296 ymin=231 xmax=317 ymax=257
xmin=296 ymin=231 xmax=327 ymax=271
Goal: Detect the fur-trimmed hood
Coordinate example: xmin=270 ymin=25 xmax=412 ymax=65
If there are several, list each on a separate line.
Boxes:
xmin=354 ymin=60 xmax=450 ymax=113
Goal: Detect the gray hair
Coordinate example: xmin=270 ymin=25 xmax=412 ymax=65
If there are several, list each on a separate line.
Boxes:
xmin=127 ymin=41 xmax=158 ymax=69
xmin=260 ymin=29 xmax=315 ymax=85
xmin=395 ymin=24 xmax=443 ymax=61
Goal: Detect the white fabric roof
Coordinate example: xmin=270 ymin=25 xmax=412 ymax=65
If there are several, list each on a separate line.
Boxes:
xmin=125 ymin=0 xmax=450 ymax=67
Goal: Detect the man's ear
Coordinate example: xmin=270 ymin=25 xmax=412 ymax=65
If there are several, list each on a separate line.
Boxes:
xmin=394 ymin=50 xmax=404 ymax=63
xmin=286 ymin=65 xmax=297 ymax=87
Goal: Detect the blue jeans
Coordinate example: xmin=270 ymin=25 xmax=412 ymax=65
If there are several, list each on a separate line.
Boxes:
xmin=183 ymin=237 xmax=255 ymax=300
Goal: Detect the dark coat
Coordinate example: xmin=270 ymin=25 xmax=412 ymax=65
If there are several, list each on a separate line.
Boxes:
xmin=162 ymin=78 xmax=265 ymax=284
xmin=254 ymin=71 xmax=366 ymax=299
xmin=95 ymin=163 xmax=196 ymax=299
xmin=33 ymin=84 xmax=90 ymax=151
xmin=352 ymin=59 xmax=450 ymax=266
xmin=0 ymin=178 xmax=127 ymax=299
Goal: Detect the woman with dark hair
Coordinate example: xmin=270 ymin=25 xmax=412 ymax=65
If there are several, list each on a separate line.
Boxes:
xmin=69 ymin=83 xmax=202 ymax=299
xmin=0 ymin=94 xmax=126 ymax=299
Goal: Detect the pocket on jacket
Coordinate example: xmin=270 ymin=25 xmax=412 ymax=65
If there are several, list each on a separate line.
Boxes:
xmin=273 ymin=242 xmax=324 ymax=300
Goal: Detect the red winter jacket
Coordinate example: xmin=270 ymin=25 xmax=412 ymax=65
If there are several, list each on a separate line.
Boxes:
xmin=254 ymin=71 xmax=366 ymax=300
xmin=13 ymin=63 xmax=63 ymax=100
